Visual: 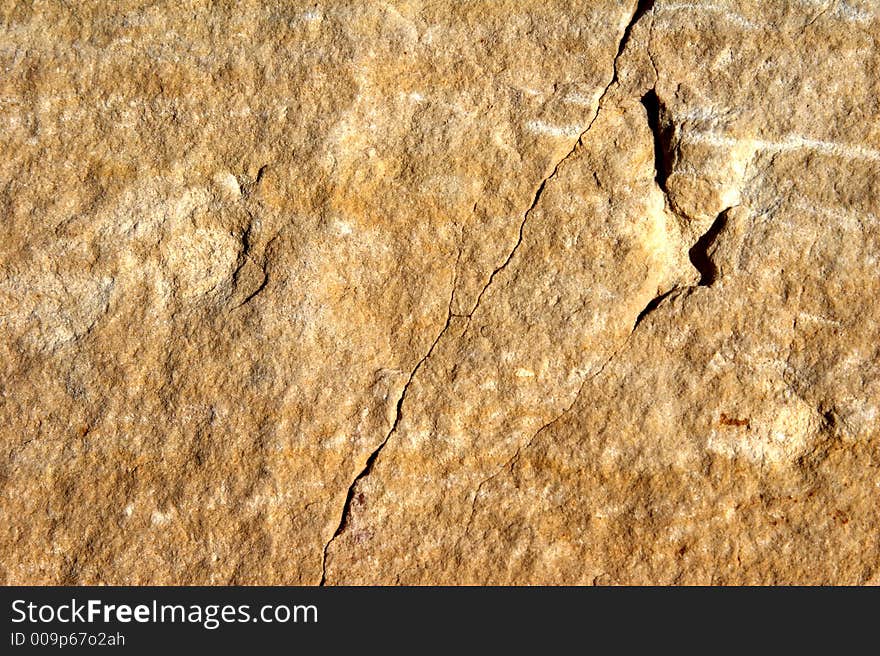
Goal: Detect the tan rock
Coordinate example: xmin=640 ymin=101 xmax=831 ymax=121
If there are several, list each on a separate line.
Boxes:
xmin=1 ymin=0 xmax=878 ymax=585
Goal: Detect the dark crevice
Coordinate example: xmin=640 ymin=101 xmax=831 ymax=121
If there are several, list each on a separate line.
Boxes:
xmin=319 ymin=288 xmax=456 ymax=585
xmin=613 ymin=0 xmax=656 ymax=82
xmin=466 ymin=2 xmax=654 ymax=321
xmin=321 ymin=1 xmax=659 ymax=584
xmin=632 ymin=208 xmax=732 ymax=330
xmin=632 ymin=288 xmax=679 ymax=330
xmin=231 ymin=211 xmax=271 ymax=308
xmin=242 ymin=164 xmax=268 ymax=198
xmin=641 ymin=88 xmax=674 ymax=190
xmin=254 ymin=164 xmax=267 ymax=186
xmin=234 ymin=269 xmax=268 ymax=307
xmin=466 ymin=178 xmax=547 ymax=317
xmin=822 ymin=408 xmax=837 ymax=431
xmin=318 ymin=403 xmax=397 ymax=585
xmin=688 ymin=210 xmax=728 ymax=286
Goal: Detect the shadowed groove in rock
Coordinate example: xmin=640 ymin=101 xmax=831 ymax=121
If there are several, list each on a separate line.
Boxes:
xmin=319 ymin=284 xmax=456 ymax=585
xmin=640 ymin=88 xmax=674 ymax=190
xmin=688 ymin=210 xmax=729 ymax=286
xmin=632 ymin=287 xmax=680 ymax=330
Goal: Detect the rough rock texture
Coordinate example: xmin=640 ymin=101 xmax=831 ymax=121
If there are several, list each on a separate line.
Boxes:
xmin=1 ymin=1 xmax=878 ymax=585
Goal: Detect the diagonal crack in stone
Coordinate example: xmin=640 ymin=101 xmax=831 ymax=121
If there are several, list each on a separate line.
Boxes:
xmin=320 ymin=0 xmax=659 ymax=584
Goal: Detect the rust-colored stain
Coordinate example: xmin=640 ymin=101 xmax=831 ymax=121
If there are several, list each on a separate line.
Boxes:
xmin=719 ymin=413 xmax=750 ymax=428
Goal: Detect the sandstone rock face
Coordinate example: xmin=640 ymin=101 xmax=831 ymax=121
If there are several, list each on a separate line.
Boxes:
xmin=1 ymin=1 xmax=878 ymax=585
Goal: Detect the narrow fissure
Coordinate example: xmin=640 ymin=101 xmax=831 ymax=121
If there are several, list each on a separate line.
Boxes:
xmin=632 ymin=288 xmax=679 ymax=330
xmin=467 ymin=1 xmax=656 ymax=321
xmin=231 ymin=212 xmax=269 ymax=308
xmin=320 ymin=0 xmax=658 ymax=584
xmin=640 ymin=88 xmax=673 ymax=190
xmin=688 ymin=210 xmax=728 ymax=286
xmin=319 ymin=289 xmax=456 ymax=585
xmin=613 ymin=0 xmax=656 ymax=82
xmin=638 ymin=71 xmax=732 ymax=328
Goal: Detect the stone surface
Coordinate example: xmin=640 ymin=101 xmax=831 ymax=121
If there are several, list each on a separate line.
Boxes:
xmin=1 ymin=1 xmax=878 ymax=585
